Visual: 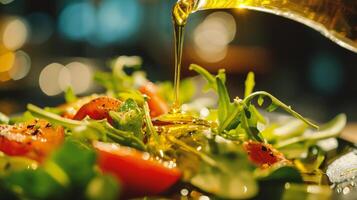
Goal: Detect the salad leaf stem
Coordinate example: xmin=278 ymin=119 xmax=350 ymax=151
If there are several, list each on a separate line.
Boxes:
xmin=64 ymin=87 xmax=77 ymax=103
xmin=27 ymin=104 xmax=82 ymax=129
xmin=216 ymin=77 xmax=231 ymax=125
xmin=143 ymin=101 xmax=159 ymax=143
xmin=189 ymin=64 xmax=216 ymax=90
xmin=244 ymin=72 xmax=255 ymax=98
xmin=243 ymin=91 xmax=319 ymax=129
xmin=219 ymin=99 xmax=242 ymax=132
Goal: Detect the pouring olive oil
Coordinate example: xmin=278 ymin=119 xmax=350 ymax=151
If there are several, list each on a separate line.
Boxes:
xmin=171 ymin=0 xmax=357 ymax=111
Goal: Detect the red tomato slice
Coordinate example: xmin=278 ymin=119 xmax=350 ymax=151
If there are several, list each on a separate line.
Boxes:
xmin=58 ymin=95 xmax=99 ymax=119
xmin=93 ymin=141 xmax=181 ymax=198
xmin=139 ymin=82 xmax=169 ymax=118
xmin=0 ymin=120 xmax=64 ymax=162
xmin=73 ymin=97 xmax=122 ymax=124
xmin=243 ymin=140 xmax=289 ymax=168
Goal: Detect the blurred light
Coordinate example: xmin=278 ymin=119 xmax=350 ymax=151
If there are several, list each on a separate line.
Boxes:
xmin=193 ymin=12 xmax=236 ymax=63
xmin=0 ymin=51 xmax=15 ymax=72
xmin=39 ymin=63 xmax=64 ymax=96
xmin=66 ymin=62 xmax=92 ymax=94
xmin=95 ymin=0 xmax=142 ymax=44
xmin=199 ymin=195 xmax=210 ymax=200
xmin=8 ymin=51 xmax=31 ymax=80
xmin=0 ymin=0 xmax=14 ymax=5
xmin=308 ymin=53 xmax=343 ymax=94
xmin=58 ymin=67 xmax=71 ymax=91
xmin=2 ymin=18 xmax=28 ymax=50
xmin=0 ymin=72 xmax=11 ymax=82
xmin=200 ymin=107 xmax=210 ymax=118
xmin=27 ymin=13 xmax=54 ymax=44
xmin=58 ymin=2 xmax=96 ymax=41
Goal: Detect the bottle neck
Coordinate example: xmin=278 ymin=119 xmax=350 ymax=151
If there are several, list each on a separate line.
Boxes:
xmin=174 ymin=0 xmax=357 ymax=53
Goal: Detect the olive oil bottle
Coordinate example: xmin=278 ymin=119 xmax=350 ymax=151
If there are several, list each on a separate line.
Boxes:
xmin=171 ymin=0 xmax=357 ymax=110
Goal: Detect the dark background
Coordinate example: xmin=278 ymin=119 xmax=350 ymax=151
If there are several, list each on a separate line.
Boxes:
xmin=0 ymin=0 xmax=356 ymax=122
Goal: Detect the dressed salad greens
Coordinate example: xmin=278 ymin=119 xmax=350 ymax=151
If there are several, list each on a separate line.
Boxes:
xmin=0 ymin=56 xmax=347 ymax=200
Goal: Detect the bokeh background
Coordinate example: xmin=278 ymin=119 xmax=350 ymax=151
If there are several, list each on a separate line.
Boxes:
xmin=1 ymin=0 xmax=357 ymax=122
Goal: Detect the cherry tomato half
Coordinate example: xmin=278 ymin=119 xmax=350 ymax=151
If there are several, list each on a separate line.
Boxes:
xmin=0 ymin=120 xmax=64 ymax=162
xmin=73 ymin=97 xmax=122 ymax=124
xmin=243 ymin=140 xmax=288 ymax=168
xmin=93 ymin=141 xmax=181 ymax=198
xmin=139 ymin=82 xmax=169 ymax=118
xmin=59 ymin=95 xmax=99 ymax=119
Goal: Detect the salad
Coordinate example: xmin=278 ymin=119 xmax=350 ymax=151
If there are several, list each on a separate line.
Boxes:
xmin=0 ymin=56 xmax=348 ymax=200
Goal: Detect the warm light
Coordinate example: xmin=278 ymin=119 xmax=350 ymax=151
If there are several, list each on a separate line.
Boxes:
xmin=58 ymin=67 xmax=71 ymax=91
xmin=0 ymin=72 xmax=11 ymax=82
xmin=2 ymin=18 xmax=28 ymax=50
xmin=39 ymin=63 xmax=64 ymax=96
xmin=0 ymin=51 xmax=15 ymax=72
xmin=9 ymin=51 xmax=31 ymax=80
xmin=193 ymin=12 xmax=236 ymax=63
xmin=39 ymin=61 xmax=93 ymax=96
xmin=66 ymin=62 xmax=92 ymax=94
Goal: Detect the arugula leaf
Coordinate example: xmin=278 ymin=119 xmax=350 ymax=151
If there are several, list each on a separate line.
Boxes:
xmin=94 ymin=56 xmax=146 ymax=100
xmin=243 ymin=91 xmax=318 ymax=129
xmin=244 ymin=72 xmax=255 ymax=98
xmin=9 ymin=111 xmax=35 ymax=124
xmin=189 ymin=64 xmax=235 ymax=131
xmin=178 ymin=136 xmax=258 ymax=199
xmin=216 ymin=77 xmax=231 ymax=125
xmin=293 ymin=146 xmax=325 ymax=173
xmin=240 ymin=108 xmax=264 ymax=142
xmin=275 ymin=114 xmax=345 ymax=148
xmin=5 ymin=168 xmax=64 ymax=200
xmin=117 ymin=90 xmax=145 ymax=105
xmin=50 ymin=141 xmax=96 ymax=188
xmin=190 ymin=65 xmax=318 ymax=143
xmin=189 ymin=64 xmax=217 ymax=92
xmin=94 ymin=71 xmax=117 ymax=91
xmin=256 ymin=166 xmax=303 ymax=183
xmin=0 ymin=153 xmax=38 ymax=177
xmin=65 ymin=87 xmax=77 ymax=103
xmin=158 ymin=78 xmax=196 ymax=104
xmin=86 ymin=175 xmax=120 ymax=200
xmin=109 ymin=99 xmax=144 ymax=140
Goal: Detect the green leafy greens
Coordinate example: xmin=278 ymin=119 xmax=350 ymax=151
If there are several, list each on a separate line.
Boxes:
xmin=27 ymin=104 xmax=145 ymax=151
xmin=189 ymin=64 xmax=318 ymax=142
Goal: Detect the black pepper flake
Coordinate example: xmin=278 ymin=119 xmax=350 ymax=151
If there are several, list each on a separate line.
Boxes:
xmin=32 ymin=129 xmax=41 ymax=135
xmin=45 ymin=123 xmax=51 ymax=128
xmin=261 ymin=146 xmax=267 ymax=152
xmin=27 ymin=124 xmax=35 ymax=129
